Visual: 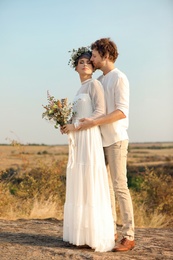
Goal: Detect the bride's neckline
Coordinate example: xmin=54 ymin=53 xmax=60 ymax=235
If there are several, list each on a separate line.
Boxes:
xmin=81 ymin=78 xmax=92 ymax=85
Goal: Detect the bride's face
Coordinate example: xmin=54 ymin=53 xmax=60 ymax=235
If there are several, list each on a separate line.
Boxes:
xmin=76 ymin=57 xmax=93 ymax=76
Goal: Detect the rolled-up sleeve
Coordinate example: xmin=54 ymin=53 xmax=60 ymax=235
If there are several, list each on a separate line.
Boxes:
xmin=114 ymin=76 xmax=129 ymax=117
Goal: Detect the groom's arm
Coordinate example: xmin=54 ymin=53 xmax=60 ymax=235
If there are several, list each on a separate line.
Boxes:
xmin=78 ymin=109 xmax=126 ymax=130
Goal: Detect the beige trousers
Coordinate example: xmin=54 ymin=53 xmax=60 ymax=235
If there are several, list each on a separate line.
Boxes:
xmin=104 ymin=140 xmax=134 ymax=240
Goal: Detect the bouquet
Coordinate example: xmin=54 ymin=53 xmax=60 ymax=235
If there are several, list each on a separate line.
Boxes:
xmin=42 ymin=91 xmax=73 ymax=129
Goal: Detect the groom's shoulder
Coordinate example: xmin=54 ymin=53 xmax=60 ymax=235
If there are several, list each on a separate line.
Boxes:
xmin=97 ymin=74 xmax=103 ymax=81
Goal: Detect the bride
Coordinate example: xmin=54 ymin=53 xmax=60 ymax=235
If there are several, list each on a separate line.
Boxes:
xmin=61 ymin=46 xmax=115 ymax=252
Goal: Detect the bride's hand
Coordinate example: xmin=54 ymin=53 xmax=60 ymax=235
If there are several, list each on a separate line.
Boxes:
xmin=60 ymin=125 xmax=65 ymax=134
xmin=62 ymin=124 xmax=75 ymax=134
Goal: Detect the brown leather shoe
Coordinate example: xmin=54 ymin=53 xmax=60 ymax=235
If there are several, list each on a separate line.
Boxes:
xmin=114 ymin=233 xmax=118 ymax=242
xmin=112 ymin=238 xmax=135 ymax=252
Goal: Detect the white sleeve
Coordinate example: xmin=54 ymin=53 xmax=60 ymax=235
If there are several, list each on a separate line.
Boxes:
xmin=115 ymin=76 xmax=129 ymax=116
xmin=89 ymin=80 xmax=106 ymax=119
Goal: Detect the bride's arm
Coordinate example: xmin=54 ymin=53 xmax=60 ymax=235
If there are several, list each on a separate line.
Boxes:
xmin=89 ymin=79 xmax=106 ymax=119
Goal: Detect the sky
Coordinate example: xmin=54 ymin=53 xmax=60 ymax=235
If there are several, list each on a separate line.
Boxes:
xmin=0 ymin=0 xmax=173 ymax=145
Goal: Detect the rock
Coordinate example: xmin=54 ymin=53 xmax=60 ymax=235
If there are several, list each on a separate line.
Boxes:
xmin=0 ymin=219 xmax=173 ymax=259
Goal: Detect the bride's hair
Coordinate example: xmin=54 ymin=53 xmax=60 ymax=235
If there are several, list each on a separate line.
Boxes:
xmin=68 ymin=46 xmax=92 ymax=68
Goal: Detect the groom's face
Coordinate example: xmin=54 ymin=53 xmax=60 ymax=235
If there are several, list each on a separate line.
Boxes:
xmin=90 ymin=49 xmax=104 ymax=70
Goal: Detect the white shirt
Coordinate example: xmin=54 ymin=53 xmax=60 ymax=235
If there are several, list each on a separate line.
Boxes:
xmin=98 ymin=68 xmax=129 ymax=147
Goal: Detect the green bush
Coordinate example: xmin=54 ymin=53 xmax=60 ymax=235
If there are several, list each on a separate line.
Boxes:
xmin=140 ymin=167 xmax=173 ymax=216
xmin=1 ymin=159 xmax=67 ymax=203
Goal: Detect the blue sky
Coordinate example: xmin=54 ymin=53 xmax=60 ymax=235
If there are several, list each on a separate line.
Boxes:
xmin=0 ymin=0 xmax=173 ymax=145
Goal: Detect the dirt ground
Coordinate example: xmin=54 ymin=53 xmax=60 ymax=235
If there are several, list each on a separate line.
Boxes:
xmin=0 ymin=219 xmax=173 ymax=260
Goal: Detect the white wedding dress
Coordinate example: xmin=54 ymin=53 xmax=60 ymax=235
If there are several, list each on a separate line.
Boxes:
xmin=63 ymin=79 xmax=115 ymax=252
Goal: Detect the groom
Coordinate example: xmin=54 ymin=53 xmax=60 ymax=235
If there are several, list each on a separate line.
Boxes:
xmin=78 ymin=37 xmax=135 ymax=252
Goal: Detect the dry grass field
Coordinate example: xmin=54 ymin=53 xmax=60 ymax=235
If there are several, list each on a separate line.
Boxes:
xmin=0 ymin=142 xmax=173 ymax=171
xmin=0 ymin=144 xmax=69 ymax=171
xmin=0 ymin=142 xmax=173 ymax=227
xmin=128 ymin=142 xmax=173 ymax=166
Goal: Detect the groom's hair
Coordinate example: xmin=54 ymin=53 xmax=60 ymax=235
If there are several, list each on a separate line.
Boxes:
xmin=91 ymin=38 xmax=119 ymax=62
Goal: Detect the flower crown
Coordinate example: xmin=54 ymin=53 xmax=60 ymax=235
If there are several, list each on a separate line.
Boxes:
xmin=68 ymin=46 xmax=91 ymax=68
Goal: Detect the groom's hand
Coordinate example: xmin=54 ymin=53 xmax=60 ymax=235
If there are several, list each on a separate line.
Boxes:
xmin=77 ymin=118 xmax=94 ymax=130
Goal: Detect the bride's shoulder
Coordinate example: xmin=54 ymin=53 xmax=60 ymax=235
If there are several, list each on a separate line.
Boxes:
xmin=89 ymin=79 xmax=104 ymax=95
xmin=90 ymin=78 xmax=102 ymax=86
